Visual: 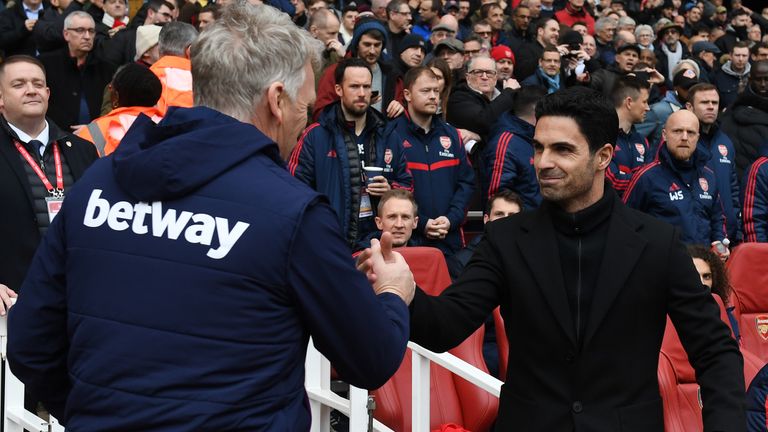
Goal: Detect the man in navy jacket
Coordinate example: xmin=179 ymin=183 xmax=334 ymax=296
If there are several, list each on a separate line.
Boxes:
xmin=386 ymin=66 xmax=475 ymax=257
xmin=7 ymin=5 xmax=415 ymax=430
xmin=741 ymin=141 xmax=768 ymax=243
xmin=624 ymin=110 xmax=728 ymax=249
xmin=289 ymin=58 xmax=412 ymax=251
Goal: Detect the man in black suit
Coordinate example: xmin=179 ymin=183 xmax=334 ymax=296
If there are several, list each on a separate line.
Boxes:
xmin=0 ymin=55 xmax=98 ymax=311
xmin=390 ymin=87 xmax=745 ymax=431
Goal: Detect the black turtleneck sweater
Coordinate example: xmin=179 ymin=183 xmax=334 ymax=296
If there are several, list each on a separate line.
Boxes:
xmin=546 ymin=188 xmax=615 ymax=343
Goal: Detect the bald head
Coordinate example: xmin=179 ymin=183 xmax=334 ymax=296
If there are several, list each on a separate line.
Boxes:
xmin=439 ymin=14 xmax=459 ymax=33
xmin=309 ymin=8 xmax=340 ymax=44
xmin=751 ymin=60 xmax=768 ymax=97
xmin=663 ymin=110 xmax=700 ymax=161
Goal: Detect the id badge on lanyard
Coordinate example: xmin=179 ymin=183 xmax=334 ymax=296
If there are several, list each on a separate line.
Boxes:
xmin=15 ymin=141 xmax=65 ymax=221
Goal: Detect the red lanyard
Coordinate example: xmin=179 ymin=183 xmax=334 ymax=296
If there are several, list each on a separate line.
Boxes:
xmin=14 ymin=140 xmax=64 ymax=197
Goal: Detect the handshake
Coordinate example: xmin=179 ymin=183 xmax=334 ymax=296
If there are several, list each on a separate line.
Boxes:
xmin=356 ymin=232 xmax=416 ymax=305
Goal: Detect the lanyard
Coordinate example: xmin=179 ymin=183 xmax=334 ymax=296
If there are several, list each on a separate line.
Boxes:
xmin=14 ymin=141 xmax=64 ymax=198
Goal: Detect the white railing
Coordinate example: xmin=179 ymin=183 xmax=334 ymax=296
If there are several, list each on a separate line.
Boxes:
xmin=305 ymin=339 xmax=504 ymax=432
xmin=1 ymin=319 xmax=502 ymax=432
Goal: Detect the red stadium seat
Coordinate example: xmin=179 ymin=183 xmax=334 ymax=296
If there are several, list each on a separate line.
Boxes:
xmin=372 ymin=247 xmax=499 ymax=432
xmin=728 ymin=243 xmax=768 ymax=364
xmin=658 ymin=294 xmax=764 ymax=432
xmin=493 ymin=307 xmax=508 ymax=380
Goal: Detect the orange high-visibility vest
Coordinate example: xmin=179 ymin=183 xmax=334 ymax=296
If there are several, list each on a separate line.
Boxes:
xmin=77 ymin=106 xmax=164 ymax=156
xmin=150 ymin=56 xmax=193 ymax=116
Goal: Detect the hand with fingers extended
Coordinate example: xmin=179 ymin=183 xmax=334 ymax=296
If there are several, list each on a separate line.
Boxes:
xmin=356 ymin=232 xmax=415 ymax=304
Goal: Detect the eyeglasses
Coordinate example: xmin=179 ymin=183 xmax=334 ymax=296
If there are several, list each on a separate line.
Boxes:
xmin=469 ymin=69 xmax=497 ymax=77
xmin=67 ymin=27 xmax=96 ymax=35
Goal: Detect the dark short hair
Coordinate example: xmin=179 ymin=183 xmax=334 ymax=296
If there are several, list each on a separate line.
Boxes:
xmin=540 ymin=44 xmax=559 ymax=58
xmin=403 ymin=66 xmax=438 ymax=90
xmin=731 ymin=40 xmax=750 ymax=54
xmin=512 ymin=85 xmax=547 ymax=118
xmin=386 ymin=0 xmax=408 ymax=16
xmin=0 ymin=55 xmax=46 ymax=81
xmin=486 ymin=189 xmax=523 ymax=214
xmin=112 ymin=63 xmax=162 ymax=107
xmin=687 ymin=82 xmax=717 ymax=103
xmin=378 ymin=189 xmax=418 ymax=215
xmin=686 ymin=244 xmax=731 ymax=303
xmin=199 ymin=3 xmax=220 ymax=19
xmin=535 ymin=87 xmax=619 ymax=152
xmin=730 ymin=8 xmax=749 ymax=20
xmin=533 ymin=17 xmax=555 ymax=34
xmin=610 ymin=75 xmax=650 ymax=108
xmin=334 ymin=57 xmax=371 ymax=85
xmin=751 ymin=42 xmax=768 ymax=56
xmin=480 ymin=2 xmax=500 ymax=18
xmin=148 ymin=0 xmax=174 ymax=11
xmin=425 ymin=0 xmax=442 ymax=12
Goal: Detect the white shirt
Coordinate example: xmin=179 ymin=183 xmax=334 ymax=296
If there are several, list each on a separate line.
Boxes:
xmin=23 ymin=1 xmax=43 ymax=19
xmin=8 ymin=120 xmax=50 ymax=157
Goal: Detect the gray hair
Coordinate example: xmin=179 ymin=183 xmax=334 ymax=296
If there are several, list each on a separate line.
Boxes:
xmin=191 ymin=3 xmax=322 ymax=121
xmin=63 ymin=11 xmax=94 ymax=29
xmin=635 ymin=24 xmax=654 ymax=40
xmin=159 ymin=21 xmax=199 ymax=56
xmin=617 ymin=16 xmax=635 ymax=29
xmin=594 ymin=16 xmax=618 ymax=33
xmin=466 ymin=54 xmax=495 ymax=72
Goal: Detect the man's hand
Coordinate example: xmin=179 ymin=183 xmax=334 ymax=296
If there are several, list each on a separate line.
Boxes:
xmin=366 ymin=176 xmax=391 ymax=196
xmin=326 ymin=39 xmax=345 ymax=57
xmin=0 ymin=284 xmax=18 ymax=316
xmin=425 ymin=216 xmax=450 ymax=240
xmin=457 ymin=128 xmax=480 ymax=144
xmin=24 ymin=19 xmax=37 ymax=31
xmin=370 ymin=232 xmax=415 ymax=304
xmin=108 ymin=25 xmax=125 ymax=37
xmin=646 ymin=68 xmax=665 ymax=85
xmin=386 ymin=100 xmax=405 ymax=118
xmin=502 ymin=78 xmax=520 ymax=90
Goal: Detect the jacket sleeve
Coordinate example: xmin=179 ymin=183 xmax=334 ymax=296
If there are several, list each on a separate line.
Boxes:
xmin=410 ymin=223 xmax=503 ymax=352
xmin=33 ymin=2 xmax=82 ymax=52
xmin=0 ymin=10 xmax=28 ymax=51
xmin=605 ymin=160 xmax=634 ymax=198
xmin=446 ymin=88 xmax=516 ymax=139
xmin=742 ymin=162 xmax=768 ymax=243
xmin=445 ymin=132 xmax=476 ymax=229
xmin=665 ymin=229 xmax=746 ymax=431
xmin=485 ymin=131 xmax=517 ymax=200
xmin=287 ymin=199 xmax=409 ymax=389
xmin=287 ymin=124 xmax=318 ymax=188
xmin=709 ymin=190 xmax=727 ymax=243
xmin=729 ymin=156 xmax=743 ymax=242
xmin=7 ymin=207 xmax=70 ymax=421
xmin=390 ymin=140 xmax=413 ymax=192
xmin=622 ymin=168 xmax=649 ymax=209
xmin=313 ymin=66 xmax=338 ymax=122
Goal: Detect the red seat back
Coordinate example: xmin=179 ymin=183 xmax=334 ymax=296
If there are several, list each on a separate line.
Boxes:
xmin=728 ymin=243 xmax=768 ymax=364
xmin=372 ymin=247 xmax=499 ymax=432
xmin=493 ymin=308 xmax=508 ymax=380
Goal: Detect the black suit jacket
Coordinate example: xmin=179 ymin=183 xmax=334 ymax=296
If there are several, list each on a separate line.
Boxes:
xmin=410 ymin=196 xmax=745 ymax=432
xmin=0 ymin=118 xmax=98 ymax=292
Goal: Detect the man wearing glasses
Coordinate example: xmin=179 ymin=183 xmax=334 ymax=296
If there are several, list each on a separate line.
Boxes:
xmin=447 ymin=55 xmax=517 ymax=144
xmin=39 ymin=11 xmax=116 ymax=131
xmin=385 ymin=0 xmax=411 ymax=59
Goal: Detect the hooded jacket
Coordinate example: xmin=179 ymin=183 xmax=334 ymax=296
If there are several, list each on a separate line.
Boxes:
xmin=483 ymin=112 xmax=540 ymax=209
xmin=623 ymin=144 xmax=726 ymax=245
xmin=7 ymin=106 xmax=410 ymax=430
xmin=289 ymin=102 xmax=412 ymax=250
xmin=720 ymin=87 xmax=768 ymax=178
xmin=713 ymin=61 xmax=750 ymax=109
xmin=741 ymin=141 xmax=768 ymax=243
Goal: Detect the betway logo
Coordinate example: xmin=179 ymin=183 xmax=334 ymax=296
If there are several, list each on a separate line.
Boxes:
xmin=83 ymin=189 xmax=249 ymax=259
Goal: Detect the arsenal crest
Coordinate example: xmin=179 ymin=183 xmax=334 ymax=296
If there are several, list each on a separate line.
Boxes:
xmin=718 ymin=144 xmax=728 ymax=157
xmin=384 ymin=149 xmax=393 ymax=165
xmin=698 ymin=178 xmax=709 ymax=192
xmin=440 ymin=136 xmax=452 ymax=150
xmin=757 ymin=315 xmax=768 ymax=340
xmin=635 ymin=143 xmax=645 ymax=156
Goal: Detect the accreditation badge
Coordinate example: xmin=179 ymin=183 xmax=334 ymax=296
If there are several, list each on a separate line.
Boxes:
xmin=46 ymin=195 xmax=64 ymax=222
xmin=359 ymin=193 xmax=373 ymax=218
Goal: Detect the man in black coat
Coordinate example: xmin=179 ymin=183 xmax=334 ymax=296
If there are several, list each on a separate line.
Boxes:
xmin=0 ymin=0 xmax=49 ymax=57
xmin=39 ymin=11 xmax=116 ymax=130
xmin=0 ymin=55 xmax=98 ymax=305
xmin=402 ymin=87 xmax=745 ymax=431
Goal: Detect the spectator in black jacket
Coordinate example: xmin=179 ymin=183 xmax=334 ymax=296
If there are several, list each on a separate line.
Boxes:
xmin=447 ymin=55 xmax=517 ymax=144
xmin=0 ymin=0 xmax=48 ymax=57
xmin=40 ymin=11 xmax=116 ymax=130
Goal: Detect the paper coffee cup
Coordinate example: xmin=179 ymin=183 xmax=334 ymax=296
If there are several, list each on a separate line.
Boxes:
xmin=364 ymin=166 xmax=384 ymax=184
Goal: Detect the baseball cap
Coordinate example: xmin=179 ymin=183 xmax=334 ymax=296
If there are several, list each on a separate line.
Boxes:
xmin=443 ymin=0 xmax=459 ymax=13
xmin=692 ymin=41 xmax=721 ymax=56
xmin=672 ymin=68 xmax=699 ymax=89
xmin=716 ymin=5 xmax=727 ymax=13
xmin=616 ymin=44 xmax=641 ymax=55
xmin=434 ymin=38 xmax=464 ymax=53
xmin=491 ymin=45 xmax=515 ymax=64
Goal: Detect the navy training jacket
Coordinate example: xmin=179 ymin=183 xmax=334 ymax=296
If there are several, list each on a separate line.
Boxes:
xmin=698 ymin=124 xmax=741 ymax=242
xmin=741 ymin=142 xmax=768 ymax=243
xmin=607 ymin=126 xmax=649 ymax=198
xmin=7 ymin=107 xmax=410 ymax=431
xmin=482 ymin=112 xmax=541 ymax=210
xmin=623 ymin=145 xmax=727 ymax=245
xmin=385 ymin=113 xmax=475 ymax=254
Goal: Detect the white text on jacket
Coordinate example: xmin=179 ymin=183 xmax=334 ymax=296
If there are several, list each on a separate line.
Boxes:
xmin=83 ymin=189 xmax=250 ymax=259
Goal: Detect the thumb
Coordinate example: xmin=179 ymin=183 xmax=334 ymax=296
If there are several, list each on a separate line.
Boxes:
xmin=380 ymin=231 xmax=395 ymax=263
